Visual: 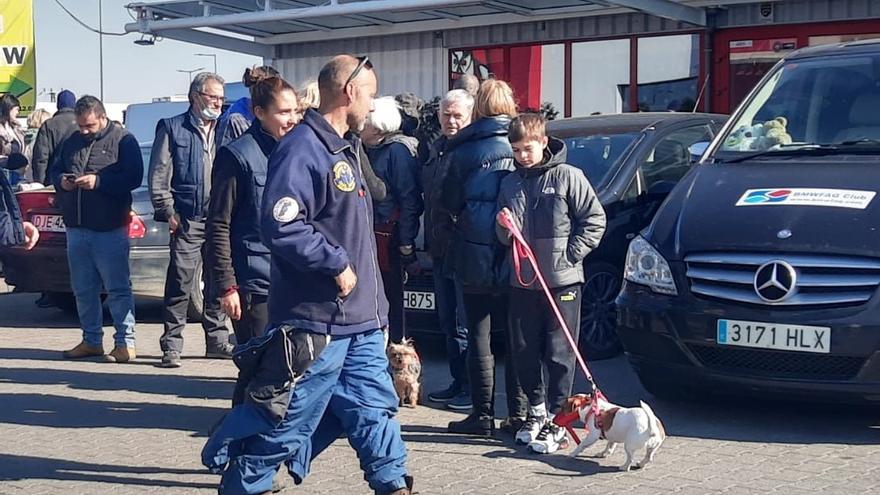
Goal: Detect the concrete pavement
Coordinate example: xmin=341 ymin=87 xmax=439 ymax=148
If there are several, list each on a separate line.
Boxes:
xmin=0 ymin=291 xmax=878 ymax=494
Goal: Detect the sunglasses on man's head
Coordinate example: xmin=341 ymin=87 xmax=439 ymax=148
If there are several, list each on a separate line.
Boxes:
xmin=344 ymin=56 xmax=373 ymax=87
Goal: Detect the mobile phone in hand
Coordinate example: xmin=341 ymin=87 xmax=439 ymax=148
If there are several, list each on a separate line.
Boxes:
xmin=62 ymin=173 xmax=77 ymax=182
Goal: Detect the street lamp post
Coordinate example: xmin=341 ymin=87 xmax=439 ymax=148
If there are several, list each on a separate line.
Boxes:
xmin=177 ymin=67 xmax=205 ymax=86
xmin=195 ymin=53 xmax=218 ymax=74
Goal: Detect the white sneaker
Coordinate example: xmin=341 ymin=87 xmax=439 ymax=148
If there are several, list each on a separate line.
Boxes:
xmin=528 ymin=421 xmax=568 ymax=454
xmin=515 ymin=415 xmax=547 ymax=445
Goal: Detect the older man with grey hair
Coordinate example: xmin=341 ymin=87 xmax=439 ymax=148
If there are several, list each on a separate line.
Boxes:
xmin=423 ymin=88 xmax=475 ymax=410
xmin=149 ymin=72 xmax=233 ymax=368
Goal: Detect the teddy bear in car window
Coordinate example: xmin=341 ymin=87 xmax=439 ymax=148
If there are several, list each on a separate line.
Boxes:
xmin=724 ymin=116 xmax=792 ymax=151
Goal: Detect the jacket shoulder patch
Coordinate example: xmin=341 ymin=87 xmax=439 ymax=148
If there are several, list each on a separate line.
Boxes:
xmin=273 ymin=197 xmax=299 ymax=223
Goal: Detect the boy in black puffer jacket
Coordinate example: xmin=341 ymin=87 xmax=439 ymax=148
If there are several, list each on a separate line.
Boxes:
xmin=497 ymin=113 xmax=606 ymax=454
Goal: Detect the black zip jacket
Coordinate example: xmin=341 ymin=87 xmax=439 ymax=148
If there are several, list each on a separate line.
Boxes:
xmin=50 ymin=122 xmax=144 ymax=232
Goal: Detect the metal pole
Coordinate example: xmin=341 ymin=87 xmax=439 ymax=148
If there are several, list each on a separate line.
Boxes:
xmin=99 ymin=0 xmax=104 ymax=101
xmin=196 ymin=53 xmax=217 ymax=74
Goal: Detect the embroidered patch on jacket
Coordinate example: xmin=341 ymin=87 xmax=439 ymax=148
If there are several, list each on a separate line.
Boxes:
xmin=273 ymin=197 xmax=299 ymax=223
xmin=332 ymin=161 xmax=356 ymax=192
xmin=560 ymin=291 xmax=577 ymax=302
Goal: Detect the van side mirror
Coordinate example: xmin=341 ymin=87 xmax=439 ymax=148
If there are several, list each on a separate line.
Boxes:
xmin=688 ymin=141 xmax=710 ymax=164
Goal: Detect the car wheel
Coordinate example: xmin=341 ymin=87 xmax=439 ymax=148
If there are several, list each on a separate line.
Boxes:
xmin=579 ymin=261 xmax=622 ymax=361
xmin=187 ymin=260 xmax=205 ymax=322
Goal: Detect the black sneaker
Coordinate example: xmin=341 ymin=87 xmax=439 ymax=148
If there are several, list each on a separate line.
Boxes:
xmin=205 ymin=343 xmax=234 ymax=359
xmin=447 ymin=414 xmax=495 ymax=437
xmin=446 ymin=391 xmax=473 ymax=411
xmin=499 ymin=416 xmax=526 ymax=435
xmin=427 ymin=384 xmax=459 ymax=403
xmin=528 ymin=421 xmax=569 ymax=454
xmin=159 ymin=350 xmax=182 ymax=368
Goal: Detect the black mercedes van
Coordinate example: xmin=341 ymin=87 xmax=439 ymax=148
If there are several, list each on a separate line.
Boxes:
xmin=616 ymin=40 xmax=880 ymax=403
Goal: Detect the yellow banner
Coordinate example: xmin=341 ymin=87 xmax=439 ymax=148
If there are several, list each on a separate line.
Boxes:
xmin=0 ymin=0 xmax=35 ymax=114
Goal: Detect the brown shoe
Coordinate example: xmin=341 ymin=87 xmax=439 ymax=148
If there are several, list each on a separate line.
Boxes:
xmin=63 ymin=342 xmax=105 ymax=359
xmin=105 ymin=346 xmax=136 ymax=363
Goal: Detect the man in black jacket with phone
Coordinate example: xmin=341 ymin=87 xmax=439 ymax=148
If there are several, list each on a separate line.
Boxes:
xmin=50 ymin=96 xmax=143 ymax=363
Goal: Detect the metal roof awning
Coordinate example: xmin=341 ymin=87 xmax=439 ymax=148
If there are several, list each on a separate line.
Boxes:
xmin=123 ymin=0 xmax=729 ymax=57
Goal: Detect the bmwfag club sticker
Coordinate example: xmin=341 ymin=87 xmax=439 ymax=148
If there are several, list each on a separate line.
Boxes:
xmin=736 ymin=188 xmax=877 ymax=210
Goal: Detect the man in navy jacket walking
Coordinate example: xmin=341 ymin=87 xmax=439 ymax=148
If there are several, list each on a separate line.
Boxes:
xmin=203 ymin=55 xmax=411 ymax=495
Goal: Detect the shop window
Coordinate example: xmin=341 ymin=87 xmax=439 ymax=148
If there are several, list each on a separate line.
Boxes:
xmin=571 ymin=39 xmax=630 ymax=116
xmin=635 ymin=34 xmax=700 ymax=112
xmin=450 ymin=44 xmax=564 ymax=113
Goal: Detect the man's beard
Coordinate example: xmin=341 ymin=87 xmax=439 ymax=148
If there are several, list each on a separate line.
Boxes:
xmin=348 ymin=112 xmax=366 ymax=133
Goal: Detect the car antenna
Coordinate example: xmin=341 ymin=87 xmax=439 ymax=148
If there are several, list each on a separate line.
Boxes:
xmin=693 ymin=76 xmax=710 ymax=113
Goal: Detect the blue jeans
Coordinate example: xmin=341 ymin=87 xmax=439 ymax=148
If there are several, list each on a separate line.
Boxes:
xmin=66 ymin=227 xmax=135 ymax=347
xmin=214 ymin=329 xmax=408 ymax=495
xmin=434 ymin=264 xmax=469 ymax=391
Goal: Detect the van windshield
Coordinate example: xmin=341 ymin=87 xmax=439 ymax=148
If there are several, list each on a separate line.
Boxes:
xmin=717 ymin=53 xmax=880 ymax=156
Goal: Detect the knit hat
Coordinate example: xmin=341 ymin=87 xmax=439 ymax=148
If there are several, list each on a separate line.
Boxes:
xmin=57 ymin=90 xmax=76 ymax=111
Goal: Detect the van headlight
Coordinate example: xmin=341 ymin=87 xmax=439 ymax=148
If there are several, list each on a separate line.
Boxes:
xmin=624 ymin=236 xmax=678 ymax=295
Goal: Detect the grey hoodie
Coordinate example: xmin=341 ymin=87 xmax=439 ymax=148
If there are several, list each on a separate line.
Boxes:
xmin=496 ymin=137 xmax=607 ymax=290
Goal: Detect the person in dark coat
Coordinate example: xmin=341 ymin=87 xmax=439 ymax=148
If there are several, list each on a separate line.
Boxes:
xmin=442 ymin=79 xmax=527 ymax=437
xmin=205 ymin=72 xmax=302 ymax=404
xmin=423 ymin=89 xmax=474 ymax=411
xmin=360 ymin=96 xmax=423 ymax=343
xmin=203 ymin=54 xmax=412 ymax=495
xmin=32 ymin=89 xmax=77 ymax=185
xmin=50 ymin=96 xmax=144 ymax=363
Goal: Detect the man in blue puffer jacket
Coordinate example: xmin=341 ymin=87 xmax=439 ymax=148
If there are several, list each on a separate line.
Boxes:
xmin=202 ymin=55 xmax=412 ymax=495
xmin=441 ymin=79 xmax=528 ymax=437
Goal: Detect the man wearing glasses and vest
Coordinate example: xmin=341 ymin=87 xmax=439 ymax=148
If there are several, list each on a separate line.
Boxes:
xmin=149 ymin=72 xmax=234 ymax=368
xmin=202 ymin=55 xmax=412 ymax=495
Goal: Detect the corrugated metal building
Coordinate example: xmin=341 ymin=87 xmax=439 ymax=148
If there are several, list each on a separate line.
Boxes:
xmin=125 ymin=0 xmax=880 ymax=115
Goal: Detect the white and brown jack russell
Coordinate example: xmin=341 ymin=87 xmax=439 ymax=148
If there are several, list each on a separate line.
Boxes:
xmin=561 ymin=393 xmax=666 ymax=471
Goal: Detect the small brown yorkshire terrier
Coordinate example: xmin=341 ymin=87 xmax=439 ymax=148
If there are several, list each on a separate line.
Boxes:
xmin=387 ymin=338 xmax=421 ymax=408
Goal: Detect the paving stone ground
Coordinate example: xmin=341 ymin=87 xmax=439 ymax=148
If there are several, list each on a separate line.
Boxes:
xmin=0 ymin=290 xmax=878 ymax=494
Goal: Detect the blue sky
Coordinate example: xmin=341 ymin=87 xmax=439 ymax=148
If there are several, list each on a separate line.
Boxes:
xmin=34 ymin=0 xmax=262 ymax=104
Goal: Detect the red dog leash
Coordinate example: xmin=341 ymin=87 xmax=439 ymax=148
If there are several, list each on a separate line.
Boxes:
xmin=499 ymin=210 xmax=604 ymax=426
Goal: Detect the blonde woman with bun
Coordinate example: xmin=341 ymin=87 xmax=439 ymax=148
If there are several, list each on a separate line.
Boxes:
xmin=442 ymin=78 xmax=528 ymax=437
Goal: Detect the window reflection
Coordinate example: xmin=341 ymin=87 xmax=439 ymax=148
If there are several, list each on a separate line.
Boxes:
xmin=636 ymin=34 xmax=700 ymax=112
xmin=571 ymin=39 xmax=630 ymax=116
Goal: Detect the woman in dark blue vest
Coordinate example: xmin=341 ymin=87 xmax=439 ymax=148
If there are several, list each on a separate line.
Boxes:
xmin=205 ymin=72 xmax=301 ymax=404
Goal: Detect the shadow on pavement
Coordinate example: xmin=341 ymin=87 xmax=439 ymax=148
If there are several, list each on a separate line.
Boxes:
xmin=0 ymin=453 xmax=215 ymax=489
xmin=401 ymin=424 xmax=505 ymax=448
xmin=0 ymin=366 xmax=234 ymax=401
xmin=483 ymin=446 xmax=621 ymax=477
xmin=0 ymin=393 xmax=223 ymax=436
